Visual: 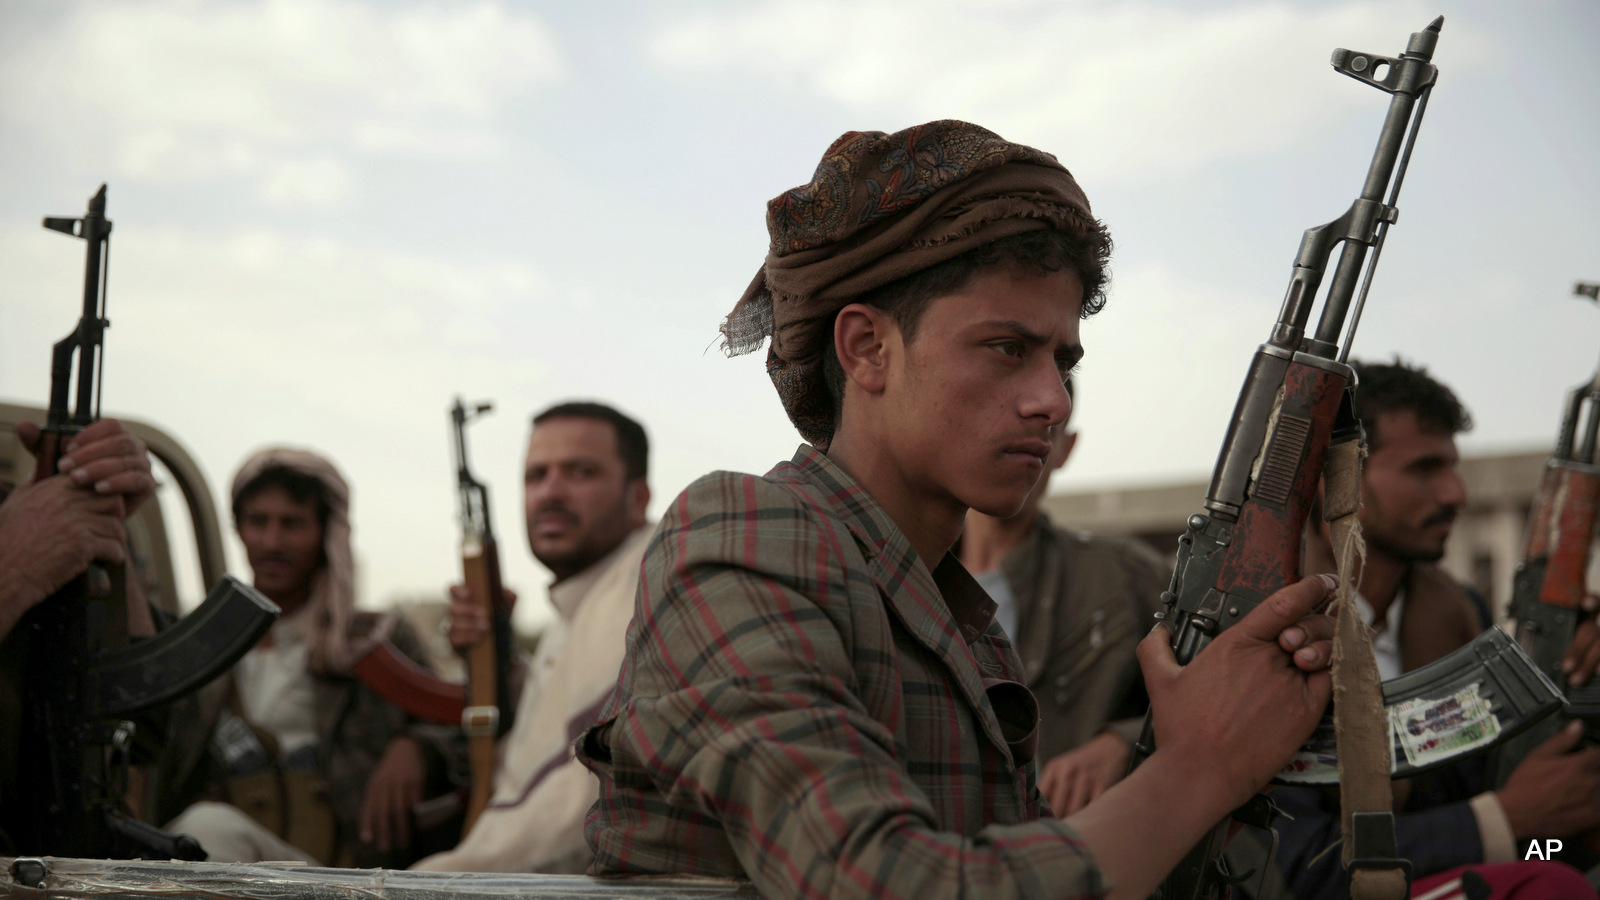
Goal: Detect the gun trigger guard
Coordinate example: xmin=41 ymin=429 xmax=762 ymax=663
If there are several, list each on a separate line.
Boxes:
xmin=1231 ymin=792 xmax=1282 ymax=830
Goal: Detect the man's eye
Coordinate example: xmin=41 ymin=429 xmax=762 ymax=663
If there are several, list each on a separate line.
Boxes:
xmin=992 ymin=341 xmax=1023 ymax=358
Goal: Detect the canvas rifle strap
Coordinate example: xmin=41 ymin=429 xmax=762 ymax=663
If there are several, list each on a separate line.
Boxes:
xmin=1325 ymin=438 xmax=1408 ymax=900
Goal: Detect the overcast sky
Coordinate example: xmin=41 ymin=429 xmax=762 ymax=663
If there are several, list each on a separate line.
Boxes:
xmin=2 ymin=0 xmax=1597 ymax=633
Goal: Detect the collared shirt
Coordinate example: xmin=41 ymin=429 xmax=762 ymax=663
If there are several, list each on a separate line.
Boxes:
xmin=974 ymin=567 xmax=1019 ymax=639
xmin=412 ymin=523 xmax=653 ymax=874
xmin=1353 ymin=588 xmax=1406 ymax=682
xmin=577 ymin=447 xmax=1107 ymax=900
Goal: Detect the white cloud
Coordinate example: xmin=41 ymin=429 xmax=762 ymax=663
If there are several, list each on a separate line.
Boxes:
xmin=1059 ymin=261 xmax=1267 ymax=486
xmin=0 ymin=220 xmax=563 ymax=623
xmin=259 ymin=156 xmax=351 ymax=206
xmin=648 ymin=0 xmax=1483 ymax=182
xmin=1 ymin=0 xmax=564 ymax=203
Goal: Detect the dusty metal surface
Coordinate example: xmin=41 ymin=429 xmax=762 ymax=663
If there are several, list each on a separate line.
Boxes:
xmin=2 ymin=858 xmax=761 ymax=900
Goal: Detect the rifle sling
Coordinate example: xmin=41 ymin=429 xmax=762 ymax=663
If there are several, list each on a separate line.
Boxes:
xmin=1325 ymin=438 xmax=1409 ymax=899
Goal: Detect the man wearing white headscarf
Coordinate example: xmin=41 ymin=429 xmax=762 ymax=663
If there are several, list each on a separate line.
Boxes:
xmin=159 ymin=447 xmax=457 ymax=868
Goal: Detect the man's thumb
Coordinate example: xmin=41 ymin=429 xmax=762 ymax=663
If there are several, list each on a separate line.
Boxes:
xmin=1236 ymin=574 xmax=1339 ymax=643
xmin=1535 ymin=719 xmax=1584 ymax=757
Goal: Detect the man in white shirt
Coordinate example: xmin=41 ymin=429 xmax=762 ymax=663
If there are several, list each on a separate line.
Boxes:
xmin=162 ymin=449 xmax=452 ymax=868
xmin=413 ymin=401 xmax=652 ymax=873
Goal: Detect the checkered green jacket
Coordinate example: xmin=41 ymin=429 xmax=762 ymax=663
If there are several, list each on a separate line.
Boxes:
xmin=577 ymin=447 xmax=1108 ymax=899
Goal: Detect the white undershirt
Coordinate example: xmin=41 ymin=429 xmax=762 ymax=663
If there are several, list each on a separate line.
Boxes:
xmin=1353 ymin=587 xmax=1406 ymax=683
xmin=234 ymin=607 xmax=318 ymax=760
xmin=973 ymin=568 xmax=1018 ymax=640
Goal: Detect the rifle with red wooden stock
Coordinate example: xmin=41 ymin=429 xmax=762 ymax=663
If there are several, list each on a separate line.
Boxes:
xmin=1493 ymin=281 xmax=1600 ymax=784
xmin=351 ymin=399 xmax=514 ymax=831
xmin=14 ymin=186 xmax=278 ymax=859
xmin=1126 ymin=20 xmax=1563 ymax=899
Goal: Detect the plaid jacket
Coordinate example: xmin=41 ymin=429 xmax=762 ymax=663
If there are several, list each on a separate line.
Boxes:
xmin=577 ymin=447 xmax=1108 ymax=899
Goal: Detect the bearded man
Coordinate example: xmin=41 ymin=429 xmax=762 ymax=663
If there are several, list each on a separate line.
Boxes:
xmin=159 ymin=448 xmax=455 ymax=868
xmin=414 ymin=401 xmax=653 ymax=873
xmin=1270 ymin=359 xmax=1600 ymax=900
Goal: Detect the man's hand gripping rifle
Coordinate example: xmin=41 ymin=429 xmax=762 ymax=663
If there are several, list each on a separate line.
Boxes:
xmin=1129 ymin=19 xmax=1562 ymax=900
xmin=1493 ymin=281 xmax=1600 ymax=784
xmin=15 ymin=186 xmax=279 ymax=859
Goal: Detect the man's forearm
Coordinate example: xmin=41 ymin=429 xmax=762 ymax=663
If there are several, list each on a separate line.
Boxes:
xmin=1065 ymin=749 xmax=1236 ymax=900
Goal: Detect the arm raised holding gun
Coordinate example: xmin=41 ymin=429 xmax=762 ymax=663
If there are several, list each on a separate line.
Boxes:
xmin=1495 ymin=282 xmax=1600 ymax=782
xmin=348 ymin=401 xmax=517 ymax=834
xmin=449 ymin=399 xmax=517 ymax=831
xmin=10 ymin=185 xmax=278 ymax=860
xmin=1128 ymin=18 xmax=1564 ymax=900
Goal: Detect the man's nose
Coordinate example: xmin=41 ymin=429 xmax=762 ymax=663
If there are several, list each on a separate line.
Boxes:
xmin=528 ymin=473 xmax=572 ymax=508
xmin=258 ymin=520 xmax=285 ymax=549
xmin=1021 ymin=360 xmax=1073 ymax=426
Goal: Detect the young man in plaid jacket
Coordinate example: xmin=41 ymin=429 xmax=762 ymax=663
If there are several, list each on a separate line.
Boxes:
xmin=576 ymin=120 xmax=1342 ymax=899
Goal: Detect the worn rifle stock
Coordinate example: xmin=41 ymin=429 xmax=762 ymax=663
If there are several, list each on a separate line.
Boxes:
xmin=1494 ymin=281 xmax=1600 ymax=784
xmin=1127 ymin=20 xmax=1446 ymax=899
xmin=14 ymin=187 xmax=279 ymax=859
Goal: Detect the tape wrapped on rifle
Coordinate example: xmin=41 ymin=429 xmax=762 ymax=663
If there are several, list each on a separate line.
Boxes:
xmin=1276 ymin=627 xmax=1566 ymax=784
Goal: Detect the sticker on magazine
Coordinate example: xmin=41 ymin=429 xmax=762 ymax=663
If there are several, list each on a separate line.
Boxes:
xmin=1390 ymin=684 xmax=1500 ymax=768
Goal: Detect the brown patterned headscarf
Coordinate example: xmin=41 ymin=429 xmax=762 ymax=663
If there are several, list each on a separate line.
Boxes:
xmin=722 ymin=119 xmax=1105 ymax=450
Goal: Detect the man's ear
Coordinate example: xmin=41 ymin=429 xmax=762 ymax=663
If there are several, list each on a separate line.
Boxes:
xmin=626 ymin=479 xmax=651 ymax=529
xmin=834 ymin=303 xmax=895 ymax=397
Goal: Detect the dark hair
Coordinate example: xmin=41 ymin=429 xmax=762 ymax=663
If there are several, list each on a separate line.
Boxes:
xmin=532 ymin=401 xmax=649 ymax=481
xmin=822 ymin=228 xmax=1109 ymax=411
xmin=232 ymin=466 xmax=332 ymax=528
xmin=1351 ymin=358 xmax=1474 ymax=449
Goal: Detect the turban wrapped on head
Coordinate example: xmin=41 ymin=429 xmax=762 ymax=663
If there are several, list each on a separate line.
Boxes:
xmin=722 ymin=119 xmax=1104 ymax=450
xmin=231 ymin=446 xmax=389 ymax=674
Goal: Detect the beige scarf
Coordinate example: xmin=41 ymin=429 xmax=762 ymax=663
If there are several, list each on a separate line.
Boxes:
xmin=231 ymin=447 xmax=388 ymax=674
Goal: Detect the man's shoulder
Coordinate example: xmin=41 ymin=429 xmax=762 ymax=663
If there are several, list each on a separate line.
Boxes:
xmin=1401 ymin=563 xmax=1486 ymax=665
xmin=648 ymin=465 xmax=869 ymax=594
xmin=671 ymin=464 xmax=848 ymax=536
xmin=1039 ymin=519 xmax=1172 ymax=580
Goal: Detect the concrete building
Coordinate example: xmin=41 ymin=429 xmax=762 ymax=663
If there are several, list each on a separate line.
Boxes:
xmin=1040 ymin=449 xmax=1553 ymax=623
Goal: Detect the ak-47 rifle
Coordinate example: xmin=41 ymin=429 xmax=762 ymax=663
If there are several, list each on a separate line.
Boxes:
xmin=1494 ymin=281 xmax=1600 ymax=784
xmin=1127 ymin=20 xmax=1563 ymax=900
xmin=13 ymin=185 xmax=279 ymax=859
xmin=451 ymin=398 xmax=516 ymax=830
xmin=349 ymin=399 xmax=515 ymax=830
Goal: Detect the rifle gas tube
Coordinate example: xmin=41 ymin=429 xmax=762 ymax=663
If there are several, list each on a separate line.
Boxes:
xmin=14 ymin=187 xmax=279 ymax=859
xmin=1494 ymin=281 xmax=1600 ymax=783
xmin=1131 ymin=20 xmax=1445 ymax=900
